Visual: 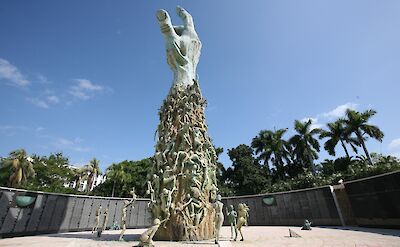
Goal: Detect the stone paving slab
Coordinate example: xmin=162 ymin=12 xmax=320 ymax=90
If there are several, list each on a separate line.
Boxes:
xmin=0 ymin=226 xmax=399 ymax=247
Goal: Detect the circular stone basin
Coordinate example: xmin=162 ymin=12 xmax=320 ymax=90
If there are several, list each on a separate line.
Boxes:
xmin=15 ymin=195 xmax=36 ymax=207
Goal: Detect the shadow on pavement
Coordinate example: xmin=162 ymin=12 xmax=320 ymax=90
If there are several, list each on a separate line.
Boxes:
xmin=319 ymin=226 xmax=400 ymax=237
xmin=50 ymin=232 xmax=141 ymax=242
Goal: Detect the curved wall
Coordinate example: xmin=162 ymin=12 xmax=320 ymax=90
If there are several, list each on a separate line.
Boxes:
xmin=0 ymin=188 xmax=151 ymax=238
xmin=222 ymin=186 xmax=341 ymax=226
xmin=1 ymin=170 xmax=399 ymax=237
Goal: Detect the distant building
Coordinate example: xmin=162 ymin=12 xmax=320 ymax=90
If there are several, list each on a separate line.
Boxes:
xmin=64 ymin=166 xmax=105 ymax=192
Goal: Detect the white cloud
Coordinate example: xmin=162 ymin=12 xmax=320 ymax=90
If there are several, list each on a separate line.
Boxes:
xmin=35 ymin=127 xmax=45 ymax=132
xmin=0 ymin=58 xmax=29 ymax=87
xmin=27 ymin=95 xmax=60 ymax=109
xmin=321 ymin=102 xmax=358 ymax=119
xmin=69 ymin=79 xmax=105 ymax=100
xmin=301 ymin=117 xmax=322 ymax=130
xmin=388 ymin=138 xmax=400 ymax=150
xmin=27 ymin=98 xmax=49 ymax=109
xmin=47 ymin=95 xmax=59 ymax=104
xmin=36 ymin=74 xmax=50 ymax=84
xmin=54 ymin=137 xmax=90 ymax=152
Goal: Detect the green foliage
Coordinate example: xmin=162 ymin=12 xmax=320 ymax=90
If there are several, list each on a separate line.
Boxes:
xmin=289 ymin=119 xmax=321 ymax=174
xmin=225 ymin=144 xmax=270 ymax=196
xmin=251 ymin=128 xmax=291 ymax=180
xmin=84 ymin=158 xmax=102 ymax=194
xmin=319 ymin=120 xmax=358 ymax=158
xmin=92 ymin=158 xmax=152 ymax=198
xmin=260 ymin=154 xmax=400 ymax=193
xmin=0 ymin=149 xmax=35 ymax=187
xmin=23 ymin=153 xmax=77 ymax=193
xmin=217 ymin=109 xmax=398 ymax=195
xmin=342 ymin=109 xmax=384 ymax=164
xmin=0 ymin=150 xmax=86 ymax=194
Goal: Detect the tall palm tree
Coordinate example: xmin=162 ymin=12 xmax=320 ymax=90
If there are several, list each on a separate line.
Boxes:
xmin=319 ymin=120 xmax=359 ymax=159
xmin=1 ymin=149 xmax=35 ymax=187
xmin=289 ymin=119 xmax=321 ymax=174
xmin=342 ymin=109 xmax=384 ymax=165
xmin=85 ymin=158 xmax=101 ymax=194
xmin=251 ymin=128 xmax=291 ymax=179
xmin=106 ymin=163 xmax=129 ymax=197
xmin=72 ymin=167 xmax=87 ymax=191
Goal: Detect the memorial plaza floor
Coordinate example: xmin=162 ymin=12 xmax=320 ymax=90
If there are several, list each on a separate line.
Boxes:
xmin=1 ymin=226 xmax=400 ymax=247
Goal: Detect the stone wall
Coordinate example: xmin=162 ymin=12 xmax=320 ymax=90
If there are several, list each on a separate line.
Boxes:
xmin=222 ymin=186 xmax=341 ymax=226
xmin=344 ymin=171 xmax=400 ymax=228
xmin=0 ymin=187 xmax=152 ymax=237
xmin=1 ymin=171 xmax=399 ymax=237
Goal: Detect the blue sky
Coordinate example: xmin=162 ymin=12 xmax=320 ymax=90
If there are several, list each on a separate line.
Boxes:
xmin=1 ymin=1 xmax=400 ymax=172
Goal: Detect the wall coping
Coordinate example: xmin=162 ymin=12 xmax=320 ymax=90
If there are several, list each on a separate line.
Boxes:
xmin=343 ymin=170 xmax=400 ymax=185
xmin=222 ymin=185 xmax=331 ymax=199
xmin=0 ymin=186 xmax=150 ymax=201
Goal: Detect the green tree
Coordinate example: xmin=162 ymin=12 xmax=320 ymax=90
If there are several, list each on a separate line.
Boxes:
xmin=1 ymin=149 xmax=35 ymax=187
xmin=85 ymin=158 xmax=102 ymax=194
xmin=251 ymin=129 xmax=291 ymax=180
xmin=106 ymin=162 xmax=130 ymax=197
xmin=227 ymin=144 xmax=269 ymax=195
xmin=24 ymin=153 xmax=77 ymax=193
xmin=71 ymin=167 xmax=87 ymax=191
xmin=319 ymin=120 xmax=359 ymax=159
xmin=92 ymin=158 xmax=152 ymax=197
xmin=342 ymin=109 xmax=384 ymax=165
xmin=214 ymin=147 xmax=235 ymax=196
xmin=289 ymin=120 xmax=321 ymax=174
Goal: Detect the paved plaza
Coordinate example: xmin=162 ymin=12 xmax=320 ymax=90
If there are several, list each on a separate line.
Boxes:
xmin=1 ymin=226 xmax=399 ymax=247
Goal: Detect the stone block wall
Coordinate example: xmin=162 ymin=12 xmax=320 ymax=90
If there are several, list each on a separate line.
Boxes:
xmin=1 ymin=170 xmax=399 ymax=237
xmin=222 ymin=186 xmax=341 ymax=226
xmin=344 ymin=171 xmax=400 ymax=228
xmin=0 ymin=188 xmax=152 ymax=238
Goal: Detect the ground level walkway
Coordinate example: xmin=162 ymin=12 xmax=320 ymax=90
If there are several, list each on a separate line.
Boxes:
xmin=1 ymin=226 xmax=399 ymax=247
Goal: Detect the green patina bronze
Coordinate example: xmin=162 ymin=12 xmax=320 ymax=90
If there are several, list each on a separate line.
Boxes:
xmin=15 ymin=195 xmax=36 ymax=207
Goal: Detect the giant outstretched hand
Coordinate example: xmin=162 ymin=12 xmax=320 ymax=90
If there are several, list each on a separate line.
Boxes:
xmin=156 ymin=6 xmax=201 ymax=86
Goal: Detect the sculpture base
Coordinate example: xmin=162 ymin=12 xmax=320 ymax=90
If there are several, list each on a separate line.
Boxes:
xmin=154 ymin=208 xmax=215 ymax=241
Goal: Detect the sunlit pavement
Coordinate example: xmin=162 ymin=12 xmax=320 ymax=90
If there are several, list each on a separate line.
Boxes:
xmin=1 ymin=226 xmax=400 ymax=247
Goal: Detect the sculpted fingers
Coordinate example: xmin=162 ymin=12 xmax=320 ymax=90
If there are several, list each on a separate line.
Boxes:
xmin=176 ymin=6 xmax=194 ymax=30
xmin=156 ymin=9 xmax=177 ymax=37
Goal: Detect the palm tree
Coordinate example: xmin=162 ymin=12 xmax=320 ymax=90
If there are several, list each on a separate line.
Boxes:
xmin=319 ymin=120 xmax=359 ymax=159
xmin=289 ymin=119 xmax=321 ymax=174
xmin=106 ymin=163 xmax=129 ymax=197
xmin=85 ymin=158 xmax=101 ymax=194
xmin=72 ymin=167 xmax=87 ymax=191
xmin=251 ymin=128 xmax=291 ymax=180
xmin=1 ymin=149 xmax=35 ymax=187
xmin=342 ymin=109 xmax=384 ymax=165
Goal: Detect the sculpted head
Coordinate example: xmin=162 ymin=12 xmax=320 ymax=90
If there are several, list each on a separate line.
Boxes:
xmin=153 ymin=218 xmax=161 ymax=225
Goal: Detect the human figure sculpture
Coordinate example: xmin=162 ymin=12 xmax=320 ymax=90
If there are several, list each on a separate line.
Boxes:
xmin=213 ymin=194 xmax=224 ymax=244
xmin=160 ymin=187 xmax=176 ymax=226
xmin=97 ymin=208 xmax=109 ymax=237
xmin=226 ymin=205 xmax=238 ymax=241
xmin=156 ymin=6 xmax=201 ymax=86
xmin=137 ymin=218 xmax=167 ymax=247
xmin=119 ymin=188 xmax=137 ymax=241
xmin=237 ymin=203 xmax=250 ymax=241
xmin=92 ymin=206 xmax=102 ymax=234
xmin=301 ymin=219 xmax=312 ymax=230
xmin=147 ymin=180 xmax=156 ymax=205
